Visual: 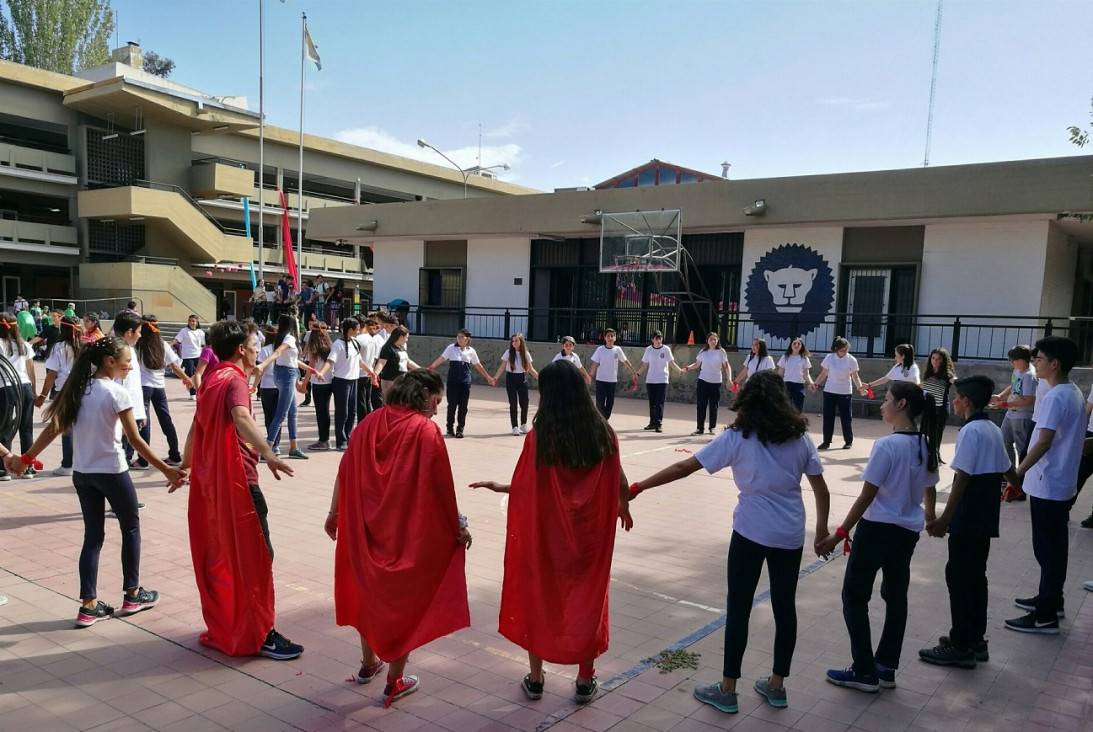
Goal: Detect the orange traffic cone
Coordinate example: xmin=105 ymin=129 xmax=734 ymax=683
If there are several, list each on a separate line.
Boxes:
xmin=687 ymin=331 xmax=695 ymax=345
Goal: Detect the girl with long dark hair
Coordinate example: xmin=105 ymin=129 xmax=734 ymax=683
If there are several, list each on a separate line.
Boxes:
xmin=302 ymin=323 xmax=335 ymax=450
xmin=861 ymin=344 xmax=920 ymax=396
xmin=492 ymin=333 xmax=539 ymax=435
xmin=777 ymin=338 xmax=813 ymax=412
xmin=11 ymin=337 xmax=186 ymax=627
xmin=472 ymin=360 xmax=632 ymax=705
xmin=681 ymin=332 xmax=731 ymax=436
xmin=734 ymin=338 xmax=776 ymax=387
xmin=34 ymin=315 xmax=82 ymax=475
xmin=630 ymin=371 xmax=830 ymax=713
xmin=257 ymin=313 xmax=316 ymax=460
xmin=0 ymin=312 xmax=36 ymax=480
xmin=134 ymin=315 xmax=189 ymax=467
xmin=809 ymin=336 xmax=862 ymax=450
xmin=921 ymin=347 xmax=957 ymax=463
xmin=325 ymin=317 xmax=375 ymax=450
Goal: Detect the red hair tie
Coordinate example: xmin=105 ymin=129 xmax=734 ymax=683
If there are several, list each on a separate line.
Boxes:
xmin=144 ymin=321 xmax=160 ymax=334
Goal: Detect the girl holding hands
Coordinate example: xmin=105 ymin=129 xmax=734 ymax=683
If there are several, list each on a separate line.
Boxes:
xmin=681 ymin=332 xmax=732 ymax=436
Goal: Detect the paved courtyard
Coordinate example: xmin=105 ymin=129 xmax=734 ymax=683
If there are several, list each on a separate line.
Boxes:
xmin=2 ymin=368 xmax=1093 ymax=731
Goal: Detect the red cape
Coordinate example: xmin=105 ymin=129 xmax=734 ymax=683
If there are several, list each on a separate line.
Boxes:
xmin=499 ymin=431 xmax=621 ymax=664
xmin=188 ymin=361 xmax=275 ymax=656
xmin=334 ymin=405 xmax=469 ymax=661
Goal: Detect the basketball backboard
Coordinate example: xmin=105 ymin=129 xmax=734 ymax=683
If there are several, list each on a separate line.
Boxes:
xmin=599 ymin=209 xmax=682 ymax=273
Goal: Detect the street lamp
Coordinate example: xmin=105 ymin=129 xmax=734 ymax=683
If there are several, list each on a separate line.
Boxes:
xmin=417 ymin=138 xmax=469 ymax=198
xmin=464 ymin=163 xmax=510 ymax=178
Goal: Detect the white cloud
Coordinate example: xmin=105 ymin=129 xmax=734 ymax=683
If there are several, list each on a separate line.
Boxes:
xmin=549 ymin=160 xmax=566 ymax=169
xmin=333 ymin=126 xmax=522 ymax=171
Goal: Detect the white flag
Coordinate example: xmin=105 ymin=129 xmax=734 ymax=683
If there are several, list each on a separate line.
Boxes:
xmin=304 ymin=26 xmax=321 ymax=71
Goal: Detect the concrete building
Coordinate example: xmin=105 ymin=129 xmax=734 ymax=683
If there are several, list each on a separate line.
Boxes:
xmin=308 ymin=156 xmax=1093 ymax=361
xmin=0 ymin=49 xmax=534 ymax=322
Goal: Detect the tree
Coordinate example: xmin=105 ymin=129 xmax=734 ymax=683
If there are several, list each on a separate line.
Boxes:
xmin=1069 ymin=96 xmax=1091 ymax=148
xmin=142 ymin=49 xmax=174 ymax=78
xmin=0 ymin=0 xmax=114 ymax=75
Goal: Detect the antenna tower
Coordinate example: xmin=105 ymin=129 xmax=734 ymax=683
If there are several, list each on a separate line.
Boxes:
xmin=923 ymin=0 xmax=943 ymax=167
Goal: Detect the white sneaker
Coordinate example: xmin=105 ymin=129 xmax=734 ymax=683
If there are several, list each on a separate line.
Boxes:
xmin=520 ymin=424 xmax=530 ymax=434
xmin=511 ymin=426 xmax=520 ymax=436
xmin=1083 ymin=580 xmax=1093 ymax=592
xmin=52 ymin=466 xmax=73 ymax=477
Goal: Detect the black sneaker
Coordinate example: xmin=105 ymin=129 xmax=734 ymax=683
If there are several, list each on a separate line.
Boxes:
xmin=575 ymin=677 xmax=598 ymax=704
xmin=654 ymin=426 xmax=663 ymax=433
xmin=842 ymin=442 xmax=853 ymax=449
xmin=940 ymin=635 xmax=989 ymax=662
xmin=522 ymin=674 xmax=544 ymax=700
xmin=817 ymin=442 xmax=831 ymax=450
xmin=643 ymin=423 xmax=656 ymax=431
xmin=120 ymin=587 xmax=159 ymax=616
xmin=446 ymin=429 xmax=457 ymax=438
xmin=691 ymin=429 xmax=705 ymax=436
xmin=918 ymin=642 xmax=977 ymax=669
xmin=1015 ymin=597 xmax=1064 ymax=618
xmin=259 ymin=629 xmax=304 ymax=659
xmin=455 ymin=430 xmax=464 ymax=439
xmin=75 ymin=601 xmax=115 ymax=628
xmin=1004 ymin=612 xmax=1059 ymax=634
xmin=1082 ymin=514 xmax=1093 ymax=529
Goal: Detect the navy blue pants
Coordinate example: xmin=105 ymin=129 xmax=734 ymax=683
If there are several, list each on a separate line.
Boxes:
xmin=141 ymin=386 xmax=181 ymax=462
xmin=1030 ymin=496 xmax=1070 ymax=620
xmin=695 ymin=380 xmax=721 ymax=430
xmin=74 ymin=471 xmax=141 ymax=599
xmin=646 ymin=383 xmax=666 ymax=427
xmin=332 ymin=377 xmax=357 ymax=448
xmin=822 ymin=391 xmax=853 ymax=445
xmin=447 ymin=380 xmax=471 ymax=432
xmin=595 ymin=380 xmax=616 ymax=419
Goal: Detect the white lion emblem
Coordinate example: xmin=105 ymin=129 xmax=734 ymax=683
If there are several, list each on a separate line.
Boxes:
xmin=764 ymin=266 xmax=817 ymax=313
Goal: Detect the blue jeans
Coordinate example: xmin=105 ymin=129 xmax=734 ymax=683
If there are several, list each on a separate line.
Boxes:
xmin=266 ymin=365 xmax=299 ymax=444
xmin=260 ymin=387 xmax=282 ymax=449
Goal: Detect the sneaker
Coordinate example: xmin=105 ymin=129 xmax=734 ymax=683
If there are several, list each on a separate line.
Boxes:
xmin=691 ymin=429 xmax=705 ymax=436
xmin=164 ymin=457 xmax=182 ymax=467
xmin=189 ymin=394 xmax=196 ymax=401
xmin=75 ymin=601 xmax=115 ymax=628
xmin=383 ymin=675 xmax=420 ymax=707
xmin=654 ymin=426 xmax=662 ymax=433
xmin=511 ymin=427 xmax=521 ymax=436
xmin=1084 ymin=580 xmax=1093 ymax=592
xmin=20 ymin=466 xmax=36 ymax=479
xmin=876 ymin=663 xmax=896 ymax=689
xmin=1015 ymin=597 xmax=1064 ymax=618
xmin=817 ymin=442 xmax=831 ymax=450
xmin=825 ymin=667 xmax=880 ymax=693
xmin=120 ymin=587 xmax=159 ymax=616
xmin=455 ymin=430 xmax=464 ymax=439
xmin=1082 ymin=514 xmax=1093 ymax=529
xmin=129 ymin=459 xmax=150 ymax=471
xmin=0 ymin=595 xmax=7 ymax=606
xmin=842 ymin=442 xmax=853 ymax=449
xmin=1005 ymin=612 xmax=1059 ymax=634
xmin=356 ymin=659 xmax=385 ymax=684
xmin=520 ymin=424 xmax=530 ymax=434
xmin=259 ymin=629 xmax=304 ymax=660
xmin=307 ymin=441 xmax=330 ymax=451
xmin=918 ymin=642 xmax=976 ymax=669
xmin=52 ymin=466 xmax=73 ymax=477
xmin=336 ymin=445 xmax=348 ymax=452
xmin=522 ymin=674 xmax=544 ymax=700
xmin=575 ymin=677 xmax=598 ymax=704
xmin=643 ymin=423 xmax=656 ymax=431
xmin=0 ymin=472 xmax=10 ymax=482
xmin=693 ymin=681 xmax=738 ymax=713
xmin=287 ymin=448 xmax=309 ymax=460
xmin=753 ymin=677 xmax=788 ymax=708
xmin=707 ymin=428 xmax=716 ymax=435
xmin=446 ymin=429 xmax=457 ymax=438
xmin=940 ymin=635 xmax=989 ymax=662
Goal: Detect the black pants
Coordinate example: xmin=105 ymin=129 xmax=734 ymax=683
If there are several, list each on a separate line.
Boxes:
xmin=259 ymin=387 xmax=281 ymax=449
xmin=248 ymin=483 xmax=274 ymax=560
xmin=332 ymin=377 xmax=357 ymax=448
xmin=74 ymin=471 xmax=141 ymax=599
xmin=723 ymin=531 xmax=803 ymax=679
xmin=646 ymin=383 xmax=667 ymax=427
xmin=945 ymin=534 xmax=991 ymax=648
xmin=356 ymin=375 xmax=374 ymax=423
xmin=822 ymin=392 xmax=853 ymax=444
xmin=594 ymin=380 xmax=616 ymax=419
xmin=1071 ymin=430 xmax=1093 ymax=509
xmin=182 ymin=357 xmax=199 ymax=396
xmin=842 ymin=518 xmax=919 ymax=675
xmin=0 ymin=383 xmax=34 ymax=456
xmin=370 ymin=374 xmax=384 ymax=411
xmin=506 ymin=372 xmax=530 ymax=427
xmin=141 ymin=386 xmax=181 ymax=462
xmin=933 ymin=404 xmax=950 ymax=459
xmin=786 ymin=382 xmax=805 ymax=412
xmin=310 ymin=382 xmax=334 ymax=443
xmin=447 ymin=380 xmax=471 ymax=432
xmin=1030 ymin=495 xmax=1070 ymax=620
xmin=696 ymin=380 xmax=721 ymax=430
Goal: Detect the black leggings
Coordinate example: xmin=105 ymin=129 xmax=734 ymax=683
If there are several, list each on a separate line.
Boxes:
xmin=73 ymin=471 xmax=141 ymax=599
xmin=506 ymin=372 xmax=529 ymax=428
xmin=696 ymin=380 xmax=722 ymax=430
xmin=723 ymin=531 xmax=803 ymax=679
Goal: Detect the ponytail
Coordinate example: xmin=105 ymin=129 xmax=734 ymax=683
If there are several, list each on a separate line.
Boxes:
xmin=45 ymin=337 xmax=127 ymax=432
xmin=889 ymin=381 xmax=939 ymax=473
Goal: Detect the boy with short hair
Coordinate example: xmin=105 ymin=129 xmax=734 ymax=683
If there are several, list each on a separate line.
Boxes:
xmin=635 ymin=330 xmax=683 ymax=433
xmin=1005 ymin=336 xmax=1085 ymax=634
xmin=992 ymin=345 xmax=1036 ymax=501
xmin=587 ymin=328 xmax=638 ymax=419
xmin=113 ymin=312 xmax=148 ymax=471
xmin=920 ymin=375 xmax=1015 ymax=668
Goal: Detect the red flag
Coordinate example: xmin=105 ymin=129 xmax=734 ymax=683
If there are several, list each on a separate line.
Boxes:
xmin=276 ymin=187 xmax=299 ymax=290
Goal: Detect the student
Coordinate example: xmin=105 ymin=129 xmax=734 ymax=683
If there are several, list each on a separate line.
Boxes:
xmin=587 ymin=329 xmax=637 ymax=421
xmin=861 ymin=344 xmax=920 ymax=396
xmin=630 ymin=371 xmax=829 ymax=712
xmin=35 ymin=316 xmax=82 ymax=476
xmin=326 ymin=317 xmax=374 ymax=451
xmin=251 ymin=325 xmax=282 ymax=456
xmin=326 ymin=370 xmax=472 ymax=707
xmin=820 ymin=381 xmax=939 ymax=692
xmin=257 ymin=313 xmax=316 ymax=460
xmin=681 ymin=332 xmax=732 ymax=435
xmin=990 ymin=345 xmax=1036 ymax=502
xmin=81 ymin=313 xmax=104 ymax=344
xmin=12 ymin=337 xmax=186 ymax=627
xmin=1005 ymin=336 xmax=1085 ymax=634
xmin=428 ymin=329 xmax=495 ymax=438
xmin=634 ymin=330 xmax=682 ymax=433
xmin=376 ymin=325 xmax=419 ymax=398
xmin=471 ymin=361 xmax=633 ymax=706
xmin=777 ymin=338 xmax=813 ymax=412
xmin=809 ymin=337 xmax=862 ymax=450
xmin=178 ymin=319 xmax=303 ymax=660
xmin=355 ymin=317 xmax=381 ymax=423
xmin=493 ymin=333 xmax=539 ymax=434
xmin=921 ymin=348 xmax=957 ymax=462
xmin=134 ymin=316 xmax=189 ymax=469
xmin=368 ymin=313 xmax=397 ymax=411
xmin=552 ymin=336 xmax=592 ymax=383
xmin=172 ymin=315 xmax=205 ymax=399
xmin=0 ymin=312 xmax=37 ymax=480
xmin=1075 ymin=375 xmax=1093 ymax=527
xmin=110 ymin=313 xmax=148 ymax=471
xmin=919 ymin=375 xmax=1014 ymax=668
xmin=303 ymin=324 xmax=335 ymax=450
xmin=734 ymin=338 xmax=775 ymax=387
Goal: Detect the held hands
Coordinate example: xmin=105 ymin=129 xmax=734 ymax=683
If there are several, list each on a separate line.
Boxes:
xmin=33 ymin=394 xmax=45 ymax=409
xmin=618 ymin=501 xmax=634 ymax=532
xmin=815 ymin=533 xmax=840 ymax=558
xmin=457 ymin=527 xmax=473 ymax=549
xmin=926 ymin=516 xmax=949 ymax=538
xmin=469 ymin=481 xmax=506 ymax=493
xmin=1 ymin=454 xmax=16 ymax=475
xmin=627 ymin=482 xmax=643 ymax=501
xmin=163 ymin=466 xmax=188 ymax=492
xmin=808 ymin=383 xmax=819 ymax=393
xmin=295 ymin=379 xmax=308 ymax=394
xmin=487 ymin=376 xmax=497 ymax=387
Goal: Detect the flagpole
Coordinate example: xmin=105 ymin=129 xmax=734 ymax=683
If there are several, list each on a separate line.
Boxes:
xmin=296 ymin=11 xmax=306 ymax=293
xmin=257 ymin=0 xmax=265 ymax=292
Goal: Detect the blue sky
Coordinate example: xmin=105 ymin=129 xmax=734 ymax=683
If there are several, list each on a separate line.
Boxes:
xmin=111 ymin=0 xmax=1093 ymax=192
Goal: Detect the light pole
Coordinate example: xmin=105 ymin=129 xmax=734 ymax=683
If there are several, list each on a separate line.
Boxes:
xmin=417 ymin=138 xmax=468 ymax=198
xmin=464 ymin=163 xmax=511 ymax=177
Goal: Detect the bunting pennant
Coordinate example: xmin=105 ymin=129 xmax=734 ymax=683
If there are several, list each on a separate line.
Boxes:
xmin=243 ymin=197 xmax=257 ymax=289
xmin=276 ymin=186 xmax=300 ymax=290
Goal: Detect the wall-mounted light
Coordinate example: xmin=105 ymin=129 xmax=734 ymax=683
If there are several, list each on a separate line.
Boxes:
xmin=213 ymin=125 xmax=230 ymax=132
xmin=101 ymin=218 xmax=116 ymax=223
xmin=191 ymin=130 xmax=201 ymax=136
xmin=130 ymin=129 xmax=145 ymax=136
xmin=744 ymin=198 xmax=767 ymax=216
xmin=101 ymin=133 xmax=119 ymax=141
xmin=580 ymin=214 xmax=602 ymax=225
xmin=129 ymin=216 xmax=145 ymax=222
xmin=356 ymin=220 xmax=378 ymax=232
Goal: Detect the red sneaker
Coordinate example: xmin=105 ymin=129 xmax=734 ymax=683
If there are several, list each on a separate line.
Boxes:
xmin=383 ymin=675 xmax=420 ymax=707
xmin=356 ymin=659 xmax=385 ymax=684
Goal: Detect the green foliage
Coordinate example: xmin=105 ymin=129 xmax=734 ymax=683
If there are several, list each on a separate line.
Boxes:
xmin=1068 ymin=96 xmax=1092 ymax=148
xmin=0 ymin=0 xmax=114 ymax=75
xmin=643 ymin=648 xmax=701 ymax=674
xmin=142 ymin=49 xmax=174 ymax=78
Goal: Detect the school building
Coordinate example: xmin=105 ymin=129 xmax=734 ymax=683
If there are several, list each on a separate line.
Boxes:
xmin=0 ymin=46 xmax=534 ymax=322
xmin=307 ymin=155 xmax=1093 ymax=362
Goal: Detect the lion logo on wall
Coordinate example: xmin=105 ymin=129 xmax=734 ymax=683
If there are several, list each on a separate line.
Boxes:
xmin=765 ymin=266 xmax=817 ymax=313
xmin=744 ymin=244 xmax=834 ymax=338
